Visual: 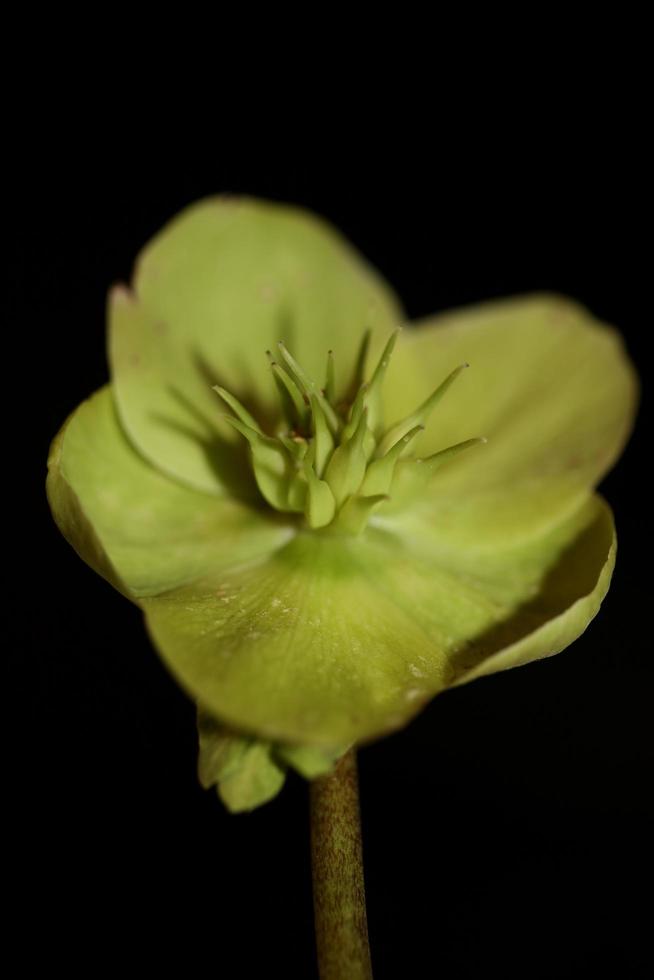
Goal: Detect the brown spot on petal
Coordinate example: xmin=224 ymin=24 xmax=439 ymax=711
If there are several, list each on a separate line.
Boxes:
xmin=259 ymin=281 xmax=280 ymax=303
xmin=110 ymin=283 xmax=136 ymax=305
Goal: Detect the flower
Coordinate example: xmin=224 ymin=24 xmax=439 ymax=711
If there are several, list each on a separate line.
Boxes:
xmin=47 ymin=197 xmax=637 ymax=811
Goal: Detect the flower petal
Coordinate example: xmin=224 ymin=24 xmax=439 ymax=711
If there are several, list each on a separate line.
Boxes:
xmin=197 ymin=710 xmax=286 ymax=813
xmin=109 ymin=197 xmax=402 ymax=494
xmin=47 ymin=386 xmax=293 ymax=599
xmin=196 ymin=709 xmax=347 ymax=812
xmin=383 ymin=294 xmax=638 ymax=541
xmin=142 ymin=494 xmax=615 ymax=746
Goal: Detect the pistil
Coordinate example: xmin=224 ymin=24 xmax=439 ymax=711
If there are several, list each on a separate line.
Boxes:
xmin=214 ymin=332 xmax=486 ymax=533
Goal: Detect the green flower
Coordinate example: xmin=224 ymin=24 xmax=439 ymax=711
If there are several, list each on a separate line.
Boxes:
xmin=47 ymin=197 xmax=637 ymax=812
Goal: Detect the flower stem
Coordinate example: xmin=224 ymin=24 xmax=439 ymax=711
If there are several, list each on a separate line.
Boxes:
xmin=310 ymin=748 xmax=373 ymax=980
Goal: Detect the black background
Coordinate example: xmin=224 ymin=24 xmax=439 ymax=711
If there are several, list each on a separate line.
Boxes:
xmin=15 ymin=101 xmax=651 ymax=979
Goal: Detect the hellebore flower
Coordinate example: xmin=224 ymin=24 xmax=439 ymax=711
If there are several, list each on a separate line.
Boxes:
xmin=47 ymin=198 xmax=637 ymax=814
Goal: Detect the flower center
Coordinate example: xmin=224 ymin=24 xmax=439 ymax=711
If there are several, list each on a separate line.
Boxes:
xmin=214 ymin=330 xmax=485 ymax=534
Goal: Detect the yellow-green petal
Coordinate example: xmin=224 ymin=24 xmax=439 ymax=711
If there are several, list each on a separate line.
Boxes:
xmin=276 ymin=743 xmax=347 ymax=779
xmin=142 ymin=494 xmax=615 ymax=746
xmin=46 ymin=386 xmax=293 ymax=599
xmin=451 ymin=500 xmax=616 ymax=686
xmin=197 ymin=709 xmax=346 ymax=811
xmin=383 ymin=294 xmax=638 ymax=542
xmin=197 ymin=710 xmax=286 ymax=813
xmin=109 ymin=197 xmax=402 ymax=494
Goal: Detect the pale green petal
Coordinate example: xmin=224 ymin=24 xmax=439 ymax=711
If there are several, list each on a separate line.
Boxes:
xmin=109 ymin=198 xmax=402 ymax=494
xmin=451 ymin=501 xmax=616 ymax=685
xmin=383 ymin=294 xmax=638 ymax=542
xmin=46 ymin=386 xmax=293 ymax=599
xmin=197 ymin=709 xmax=345 ymax=811
xmin=276 ymin=743 xmax=347 ymax=779
xmin=197 ymin=710 xmax=286 ymax=813
xmin=142 ymin=495 xmax=615 ymax=745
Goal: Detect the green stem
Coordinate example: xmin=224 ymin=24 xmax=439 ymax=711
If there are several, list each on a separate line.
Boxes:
xmin=310 ymin=748 xmax=373 ymax=980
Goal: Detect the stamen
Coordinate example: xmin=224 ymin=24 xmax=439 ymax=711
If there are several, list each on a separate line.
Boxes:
xmin=418 ymin=437 xmax=487 ymax=473
xmin=396 ymin=437 xmax=488 ymax=493
xmin=324 ymin=350 xmax=336 ymax=403
xmin=222 ymin=415 xmax=297 ymax=512
xmin=346 ymin=328 xmax=372 ymax=401
xmin=213 ymin=386 xmax=262 ymax=434
xmin=377 ymin=362 xmax=469 ymax=455
xmin=342 ymin=383 xmax=368 ymax=441
xmin=361 ymin=425 xmax=423 ymax=496
xmin=310 ymin=394 xmax=335 ymax=477
xmin=277 ymin=341 xmax=340 ymax=435
xmin=303 ymin=457 xmax=336 ymax=529
xmin=334 ymin=493 xmax=389 ymax=535
xmin=365 ymin=328 xmax=402 ymax=433
xmin=279 ymin=434 xmax=308 ymax=460
xmin=217 ymin=330 xmax=483 ymax=533
xmin=324 ymin=408 xmax=369 ymax=508
xmin=267 ymin=352 xmax=308 ymax=427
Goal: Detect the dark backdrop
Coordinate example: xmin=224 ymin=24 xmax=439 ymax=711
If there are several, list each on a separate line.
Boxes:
xmin=15 ymin=117 xmax=651 ymax=978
